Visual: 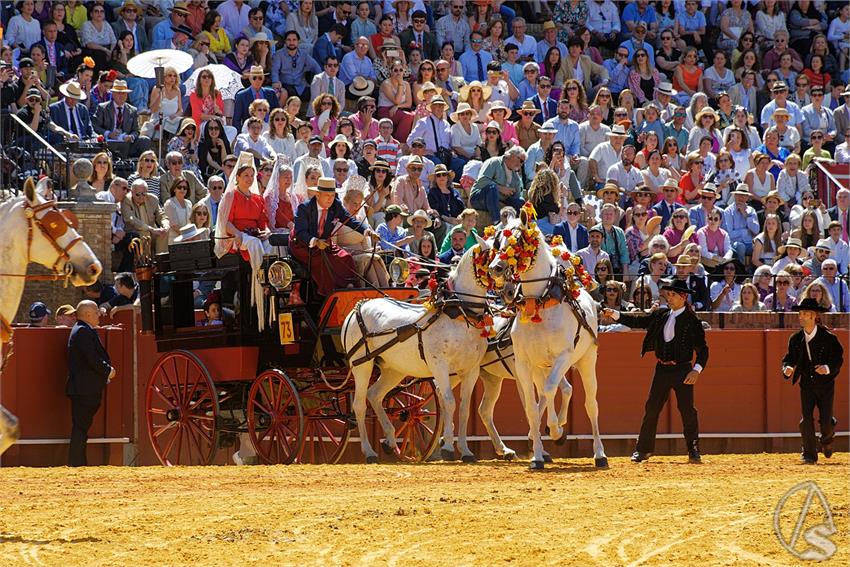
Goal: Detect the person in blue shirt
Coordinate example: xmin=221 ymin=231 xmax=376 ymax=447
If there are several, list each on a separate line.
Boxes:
xmin=313 ymin=23 xmax=345 ymax=66
xmin=621 ymin=0 xmax=658 ymax=41
xmin=722 ymin=186 xmax=760 ymax=265
xmin=602 ymin=47 xmax=632 ymax=96
xmin=272 ymin=31 xmax=322 ymax=99
xmin=459 ymin=30 xmax=492 ymax=83
xmin=619 ymin=22 xmax=655 ymax=64
xmin=151 ymin=3 xmax=190 ymax=50
xmin=542 ymin=98 xmax=581 ymax=156
xmin=674 ymin=0 xmax=706 ymax=49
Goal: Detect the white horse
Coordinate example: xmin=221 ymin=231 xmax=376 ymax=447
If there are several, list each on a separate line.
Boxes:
xmin=342 ymin=236 xmax=494 ymax=463
xmin=0 ymin=178 xmax=103 ymax=456
xmin=489 ymin=212 xmax=608 ymax=470
xmin=471 ymin=315 xmax=573 ymax=462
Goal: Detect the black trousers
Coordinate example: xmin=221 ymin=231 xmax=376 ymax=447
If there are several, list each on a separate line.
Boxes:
xmin=800 ymin=383 xmax=836 ymax=461
xmin=68 ymin=394 xmax=102 ymax=467
xmin=636 ymin=363 xmax=699 ymax=454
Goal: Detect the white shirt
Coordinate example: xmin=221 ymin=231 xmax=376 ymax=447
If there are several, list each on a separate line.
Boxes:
xmin=505 ymin=34 xmax=537 ymax=59
xmin=589 ymin=142 xmax=621 ymax=178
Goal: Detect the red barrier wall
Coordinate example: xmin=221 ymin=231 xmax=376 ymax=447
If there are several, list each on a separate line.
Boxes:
xmin=2 ymin=315 xmax=847 ymax=466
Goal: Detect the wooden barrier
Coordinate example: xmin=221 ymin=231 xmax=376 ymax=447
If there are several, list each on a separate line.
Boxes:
xmin=1 ymin=310 xmax=847 ymax=466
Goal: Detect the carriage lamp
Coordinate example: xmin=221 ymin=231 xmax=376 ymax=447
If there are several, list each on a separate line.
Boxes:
xmin=266 ymin=260 xmax=293 ymax=292
xmin=389 ymin=258 xmax=410 ymax=285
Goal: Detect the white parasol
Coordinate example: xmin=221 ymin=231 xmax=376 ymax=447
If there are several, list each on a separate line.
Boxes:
xmin=184 ymin=64 xmax=245 ymax=100
xmin=127 ymin=49 xmax=194 ymax=78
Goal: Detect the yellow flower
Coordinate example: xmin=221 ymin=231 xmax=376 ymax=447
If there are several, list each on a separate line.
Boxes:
xmin=506 ymin=247 xmax=515 ymax=257
xmin=570 ymin=255 xmax=581 ymax=266
xmin=507 ymin=258 xmax=517 ymax=266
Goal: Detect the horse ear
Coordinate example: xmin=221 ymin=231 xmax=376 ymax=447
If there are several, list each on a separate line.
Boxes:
xmin=518 ymin=206 xmax=530 ymax=228
xmin=23 ymin=177 xmax=37 ymax=203
xmin=474 ymin=231 xmax=490 ymax=251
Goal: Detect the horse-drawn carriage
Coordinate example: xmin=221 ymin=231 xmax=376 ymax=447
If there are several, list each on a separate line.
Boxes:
xmin=140 ymin=237 xmax=444 ymax=466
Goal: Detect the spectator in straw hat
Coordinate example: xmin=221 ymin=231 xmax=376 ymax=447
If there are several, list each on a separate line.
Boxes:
xmin=111 ymin=1 xmax=150 ymax=53
xmin=514 ymin=100 xmax=541 ymax=149
xmin=234 ymin=65 xmax=279 ymax=130
xmin=803 ymin=239 xmax=833 ymax=279
xmin=91 ymin=79 xmax=150 ymax=158
xmin=407 ymin=95 xmax=454 ymax=167
xmin=722 ymin=184 xmax=759 ymax=265
xmin=151 ymin=2 xmax=191 ymax=50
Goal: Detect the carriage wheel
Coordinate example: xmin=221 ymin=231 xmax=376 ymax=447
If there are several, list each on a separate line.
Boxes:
xmin=146 ymin=350 xmax=218 ymax=466
xmin=382 ymin=379 xmax=443 ymax=462
xmin=247 ymin=369 xmax=304 ymax=464
xmin=298 ymin=387 xmax=352 ymax=465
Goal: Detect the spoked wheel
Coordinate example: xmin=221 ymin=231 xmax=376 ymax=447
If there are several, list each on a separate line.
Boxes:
xmin=299 ymin=385 xmax=352 ymax=465
xmin=146 ymin=350 xmax=218 ymax=466
xmin=247 ymin=369 xmax=304 ymax=464
xmin=382 ymin=378 xmax=443 ymax=462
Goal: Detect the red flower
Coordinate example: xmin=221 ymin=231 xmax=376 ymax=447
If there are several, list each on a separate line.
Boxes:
xmin=503 ymin=229 xmax=512 ymax=237
xmin=96 ymin=135 xmax=105 ymax=143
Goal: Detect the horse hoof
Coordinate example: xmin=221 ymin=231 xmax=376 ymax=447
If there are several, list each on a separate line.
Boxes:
xmin=595 ymin=457 xmax=609 ymax=469
xmin=365 ymin=455 xmax=379 ymax=464
xmin=529 ymin=460 xmax=545 ymax=470
xmin=502 ymin=451 xmax=517 ymax=461
xmin=553 ymin=433 xmax=567 ymax=446
xmin=440 ymin=448 xmax=456 ymax=461
xmin=461 ymin=454 xmax=477 ymax=464
xmin=380 ymin=440 xmax=394 ymax=455
xmin=542 ymin=452 xmax=553 ymax=464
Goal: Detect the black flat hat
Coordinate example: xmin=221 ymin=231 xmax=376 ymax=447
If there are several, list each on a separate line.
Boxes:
xmin=792 ymin=297 xmax=830 ymax=313
xmin=660 ymin=278 xmax=694 ymax=295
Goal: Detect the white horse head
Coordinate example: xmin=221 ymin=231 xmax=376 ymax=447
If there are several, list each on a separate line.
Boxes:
xmin=19 ymin=177 xmax=103 ymax=285
xmin=487 ymin=204 xmax=554 ymax=298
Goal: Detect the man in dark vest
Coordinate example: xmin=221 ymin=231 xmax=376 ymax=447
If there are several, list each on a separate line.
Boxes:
xmin=782 ymin=298 xmax=844 ymax=464
xmin=66 ymin=300 xmax=115 ymax=466
xmin=602 ymin=278 xmax=709 ymax=463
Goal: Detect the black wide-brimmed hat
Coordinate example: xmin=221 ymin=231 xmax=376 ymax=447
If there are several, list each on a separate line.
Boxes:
xmin=660 ymin=278 xmax=694 ymax=295
xmin=792 ymin=298 xmax=830 ymax=313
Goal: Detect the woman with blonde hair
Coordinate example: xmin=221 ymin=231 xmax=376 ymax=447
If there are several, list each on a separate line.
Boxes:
xmin=88 ymin=152 xmax=113 ymax=193
xmin=285 ymin=0 xmax=319 ymax=52
xmin=526 ymin=167 xmax=562 ymax=235
xmin=459 ymin=80 xmax=492 ymax=124
xmin=593 ymin=86 xmax=615 ymax=125
xmin=617 ymin=88 xmax=641 ymax=125
xmin=143 ymin=66 xmax=183 ymax=139
xmin=798 ymin=280 xmax=835 ymax=312
xmin=127 ymin=150 xmax=161 ymax=199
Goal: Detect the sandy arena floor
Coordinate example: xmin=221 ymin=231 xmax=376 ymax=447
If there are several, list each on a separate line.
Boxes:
xmin=0 ymin=453 xmax=847 ymax=566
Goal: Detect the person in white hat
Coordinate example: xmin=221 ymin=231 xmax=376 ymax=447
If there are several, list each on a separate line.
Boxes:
xmin=523 ymin=122 xmax=557 ymax=182
xmin=814 ymin=258 xmax=850 ymax=312
xmin=234 ymin=65 xmax=279 ymax=130
xmin=406 ymin=95 xmax=454 ymax=172
xmin=588 ymin=122 xmax=628 ymax=189
xmin=49 ymin=81 xmax=94 ymax=143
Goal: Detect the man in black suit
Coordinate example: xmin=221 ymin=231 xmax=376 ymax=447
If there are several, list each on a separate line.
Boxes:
xmin=603 ymin=279 xmax=709 ymax=463
xmin=91 ymin=80 xmax=151 ymax=157
xmin=66 ymin=300 xmax=115 ymax=467
xmin=290 ymin=177 xmax=379 ymax=296
xmin=318 ymin=1 xmax=354 ymax=52
xmin=782 ymin=298 xmax=844 ymax=464
xmin=399 ymin=10 xmax=440 ymax=61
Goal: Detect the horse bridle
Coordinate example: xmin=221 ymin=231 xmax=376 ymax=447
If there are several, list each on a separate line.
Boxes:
xmin=0 ymin=199 xmax=83 ymax=344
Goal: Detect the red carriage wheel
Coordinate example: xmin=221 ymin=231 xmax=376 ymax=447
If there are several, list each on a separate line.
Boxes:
xmin=298 ymin=385 xmax=352 ymax=465
xmin=146 ymin=350 xmax=218 ymax=466
xmin=247 ymin=369 xmax=304 ymax=464
xmin=382 ymin=379 xmax=443 ymax=462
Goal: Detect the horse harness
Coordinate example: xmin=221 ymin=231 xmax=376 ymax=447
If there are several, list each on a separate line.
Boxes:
xmin=516 ymin=264 xmax=598 ymax=347
xmin=481 ymin=316 xmax=515 ymax=375
xmin=0 ymin=199 xmax=82 ymax=345
xmin=346 ymin=282 xmax=493 ymax=368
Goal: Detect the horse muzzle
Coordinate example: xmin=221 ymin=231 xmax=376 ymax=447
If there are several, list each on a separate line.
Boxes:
xmin=68 ymin=259 xmax=103 ymax=286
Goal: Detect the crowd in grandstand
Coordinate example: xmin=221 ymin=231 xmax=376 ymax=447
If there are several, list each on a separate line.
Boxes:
xmin=2 ymin=0 xmax=849 ymax=319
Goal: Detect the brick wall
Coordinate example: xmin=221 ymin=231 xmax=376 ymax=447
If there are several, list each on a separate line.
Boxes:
xmin=14 ymin=201 xmax=115 ymax=323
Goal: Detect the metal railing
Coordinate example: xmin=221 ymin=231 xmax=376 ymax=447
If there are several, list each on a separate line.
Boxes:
xmin=2 ymin=112 xmax=69 ymax=198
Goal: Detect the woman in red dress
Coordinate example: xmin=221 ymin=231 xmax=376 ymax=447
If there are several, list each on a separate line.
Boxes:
xmin=214 ymin=154 xmax=272 ymax=261
xmin=263 ymin=157 xmax=300 ymax=231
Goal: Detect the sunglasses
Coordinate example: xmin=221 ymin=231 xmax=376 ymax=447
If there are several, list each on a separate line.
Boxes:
xmin=598 ymin=94 xmax=610 ymax=99
xmin=413 ymin=18 xmax=425 ymax=23
xmin=142 ymin=158 xmax=155 ymax=163
xmin=597 ymin=267 xmax=609 ymax=272
xmin=633 ymin=212 xmax=648 ymax=217
xmin=335 ymin=168 xmax=349 ymax=172
xmin=710 ymin=217 xmax=721 ymax=222
xmin=811 ymin=135 xmax=823 ymax=140
xmin=196 ymin=211 xmax=209 ymax=216
xmin=567 ymin=210 xmax=580 ymax=216
xmin=567 ymin=86 xmax=579 ymax=91
xmin=326 ymin=63 xmax=339 ymax=68
xmin=673 ymin=215 xmax=688 ymax=220
xmin=700 ymin=195 xmax=715 ymax=200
